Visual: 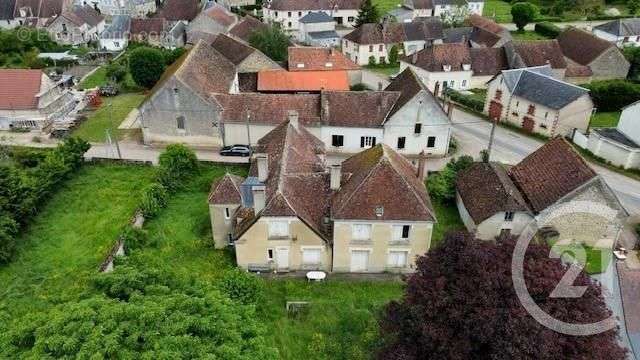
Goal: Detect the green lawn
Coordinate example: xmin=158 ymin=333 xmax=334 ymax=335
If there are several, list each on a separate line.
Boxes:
xmin=73 ymin=93 xmax=145 ymax=142
xmin=78 ymin=66 xmax=108 ymax=90
xmin=510 ymin=31 xmax=553 ymax=40
xmin=590 ymin=112 xmax=621 ymax=128
xmin=483 ymin=0 xmax=512 ymax=23
xmin=551 ymin=243 xmax=612 ymax=274
xmin=373 ymin=0 xmax=402 ymax=14
xmin=468 ymin=88 xmax=487 ymax=102
xmin=0 ymin=164 xmax=156 ymax=319
xmin=431 ymin=199 xmax=466 ymax=248
xmin=364 ymin=65 xmax=400 ymax=78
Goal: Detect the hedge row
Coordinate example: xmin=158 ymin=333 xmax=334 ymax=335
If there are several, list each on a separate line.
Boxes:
xmin=534 ymin=22 xmax=562 ymax=38
xmin=586 ymin=14 xmax=636 ymax=21
xmin=582 ymin=80 xmax=640 ymax=112
xmin=444 ymin=88 xmax=484 ymax=112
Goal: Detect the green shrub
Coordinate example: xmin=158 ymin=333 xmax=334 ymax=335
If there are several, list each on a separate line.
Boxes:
xmin=534 ymin=22 xmax=562 ymax=38
xmin=218 ymin=268 xmax=263 ymax=305
xmin=157 ymin=144 xmax=199 ymax=190
xmin=248 ymin=24 xmax=290 ymax=62
xmin=350 ymin=83 xmax=368 ymax=91
xmin=128 ymin=46 xmax=166 ymax=88
xmin=10 ymin=148 xmax=46 ymax=168
xmin=583 ymin=80 xmax=640 ymax=112
xmin=445 ymin=88 xmax=484 ymax=112
xmin=427 ymin=156 xmax=474 ymax=202
xmin=0 ymin=216 xmax=18 ymax=264
xmin=105 ymin=61 xmax=127 ymax=83
xmin=511 ymin=2 xmax=539 ymax=31
xmin=140 ymin=183 xmax=168 ymax=218
xmin=121 ymin=225 xmax=152 ymax=251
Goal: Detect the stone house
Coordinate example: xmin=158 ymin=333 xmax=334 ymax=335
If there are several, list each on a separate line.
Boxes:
xmin=557 ymin=27 xmax=630 ymax=82
xmin=585 ymin=101 xmax=640 ymax=169
xmin=394 ymin=0 xmax=484 ymax=20
xmin=262 ymin=0 xmax=361 ymax=33
xmin=0 ymin=69 xmax=75 ymax=130
xmin=287 ymin=47 xmax=361 ymax=85
xmin=456 ymin=137 xmax=627 ymax=248
xmin=186 ymin=3 xmax=237 ymax=44
xmin=465 ymin=14 xmax=511 ymax=48
xmin=12 ymin=0 xmax=68 ymax=28
xmin=209 ymin=117 xmax=436 ymax=273
xmin=99 ymin=15 xmax=130 ymax=51
xmin=341 ymin=18 xmax=444 ymax=65
xmin=139 ymin=40 xmax=239 ymax=147
xmin=45 ymin=5 xmax=105 ymax=45
xmin=593 ymin=18 xmax=640 ymax=47
xmin=74 ymin=0 xmax=156 ymax=18
xmin=211 ymin=34 xmax=281 ymax=73
xmin=298 ymin=11 xmax=339 ymax=47
xmin=484 ymin=66 xmax=593 ymax=137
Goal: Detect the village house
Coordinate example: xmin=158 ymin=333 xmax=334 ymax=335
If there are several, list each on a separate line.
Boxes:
xmin=74 ymin=0 xmax=156 ymax=18
xmin=399 ymin=43 xmax=473 ymax=94
xmin=45 ymin=5 xmax=105 ymax=45
xmin=484 ymin=66 xmax=593 ymax=137
xmin=503 ymin=40 xmax=567 ymax=79
xmin=342 ymin=18 xmax=444 ymax=66
xmin=557 ymin=27 xmax=630 ymax=82
xmin=0 ymin=0 xmax=18 ymax=29
xmin=390 ymin=0 xmax=484 ymax=21
xmin=211 ymin=34 xmax=281 ymax=73
xmin=0 ymin=69 xmax=75 ymax=131
xmin=297 ymin=11 xmax=339 ymax=47
xmin=469 ymin=47 xmax=508 ymax=88
xmin=287 ymin=47 xmax=361 ymax=85
xmin=128 ymin=17 xmax=184 ymax=48
xmin=155 ymin=0 xmax=200 ymax=22
xmin=593 ymin=18 xmax=640 ymax=47
xmin=208 ymin=117 xmax=436 ymax=273
xmin=12 ymin=0 xmax=68 ymax=28
xmin=99 ymin=15 xmax=130 ymax=51
xmin=262 ymin=0 xmax=361 ymax=32
xmin=457 ymin=138 xmax=627 ymax=247
xmin=584 ymin=101 xmax=640 ymax=169
xmin=186 ymin=3 xmax=237 ymax=44
xmin=465 ymin=14 xmax=511 ymax=48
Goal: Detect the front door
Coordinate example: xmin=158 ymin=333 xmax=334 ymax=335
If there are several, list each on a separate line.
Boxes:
xmin=276 ymin=247 xmax=289 ymax=270
xmin=350 ymin=250 xmax=369 ymax=272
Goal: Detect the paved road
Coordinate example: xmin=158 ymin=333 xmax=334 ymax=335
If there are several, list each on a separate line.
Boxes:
xmin=450 ymin=108 xmax=640 ymax=216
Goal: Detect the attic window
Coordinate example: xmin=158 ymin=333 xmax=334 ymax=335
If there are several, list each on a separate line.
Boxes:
xmin=442 ymin=64 xmax=451 ymax=72
xmin=296 ymin=63 xmax=305 ymax=68
xmin=325 ymin=62 xmax=333 ymax=67
xmin=462 ymin=64 xmax=471 ymax=71
xmin=375 ymin=206 xmax=384 ymax=217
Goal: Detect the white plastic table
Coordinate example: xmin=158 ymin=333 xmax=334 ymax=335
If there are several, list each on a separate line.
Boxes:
xmin=306 ymin=271 xmax=326 ymax=282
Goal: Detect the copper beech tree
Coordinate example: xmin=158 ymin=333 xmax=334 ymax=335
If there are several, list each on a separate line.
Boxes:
xmin=377 ymin=232 xmax=627 ymax=360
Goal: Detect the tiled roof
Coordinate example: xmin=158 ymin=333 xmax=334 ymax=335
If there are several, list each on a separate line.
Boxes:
xmin=40 ymin=0 xmax=66 ymax=18
xmin=156 ymin=0 xmax=199 ymax=21
xmin=384 ymin=67 xmax=445 ymax=120
xmin=510 ymin=40 xmax=567 ymax=69
xmin=332 ymin=144 xmax=436 ymax=221
xmin=209 ymin=173 xmax=244 ymax=204
xmin=238 ymin=72 xmax=258 ymax=92
xmin=503 ymin=67 xmax=589 ymax=110
xmin=0 ymin=0 xmax=16 ymax=20
xmin=214 ymin=93 xmax=323 ymax=126
xmin=130 ymin=18 xmax=165 ymax=35
xmin=557 ymin=27 xmax=616 ymax=66
xmin=211 ymin=34 xmax=255 ymax=65
xmin=456 ymin=162 xmax=530 ymax=223
xmin=0 ymin=69 xmax=43 ymax=110
xmin=257 ymin=70 xmax=350 ymax=92
xmin=13 ymin=0 xmax=40 ymax=17
xmin=74 ymin=5 xmax=103 ymax=26
xmin=594 ymin=18 xmax=640 ymax=36
xmin=402 ymin=43 xmax=471 ymax=72
xmin=470 ymin=47 xmax=508 ymax=76
xmin=266 ymin=0 xmax=362 ymax=11
xmin=228 ymin=15 xmax=267 ymax=43
xmin=299 ymin=11 xmax=333 ymax=23
xmin=443 ymin=26 xmax=472 ymax=43
xmin=288 ymin=47 xmax=360 ymax=71
xmin=565 ymin=61 xmax=593 ymax=77
xmin=308 ymin=30 xmax=340 ymax=39
xmin=320 ymin=91 xmax=400 ymax=127
xmin=509 ymin=137 xmax=597 ymax=213
xmin=343 ymin=19 xmax=443 ymax=44
xmin=469 ymin=26 xmax=501 ymax=47
xmin=203 ymin=3 xmax=236 ymax=27
xmin=466 ymin=14 xmax=505 ymax=34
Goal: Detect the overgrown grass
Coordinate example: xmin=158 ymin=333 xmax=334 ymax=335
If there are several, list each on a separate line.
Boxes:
xmin=483 ymin=0 xmax=512 ymax=22
xmin=364 ymin=64 xmax=400 ymax=77
xmin=373 ymin=0 xmax=402 ymax=14
xmin=73 ymin=93 xmax=145 ymax=142
xmin=431 ymin=199 xmax=466 ymax=248
xmin=590 ymin=111 xmax=621 ymax=128
xmin=510 ymin=30 xmax=553 ymax=40
xmin=0 ymin=164 xmax=156 ymax=319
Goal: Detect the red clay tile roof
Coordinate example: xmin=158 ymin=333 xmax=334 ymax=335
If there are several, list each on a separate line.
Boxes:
xmin=211 ymin=34 xmax=255 ymax=65
xmin=209 ymin=173 xmax=244 ymax=204
xmin=385 ymin=67 xmax=426 ymax=117
xmin=332 ymin=144 xmax=436 ymax=221
xmin=565 ymin=62 xmax=593 ymax=77
xmin=466 ymin=14 xmax=505 ymax=35
xmin=470 ymin=47 xmax=508 ymax=76
xmin=204 ymin=3 xmax=236 ymax=27
xmin=214 ymin=93 xmax=323 ymax=126
xmin=343 ymin=23 xmax=405 ymax=44
xmin=288 ymin=47 xmax=360 ymax=71
xmin=229 ymin=15 xmax=268 ymax=43
xmin=257 ymin=70 xmax=350 ymax=92
xmin=72 ymin=5 xmax=103 ymax=26
xmin=403 ymin=43 xmax=471 ymax=72
xmin=266 ymin=0 xmax=362 ymax=11
xmin=512 ymin=40 xmax=567 ymax=69
xmin=0 ymin=69 xmax=43 ymax=110
xmin=456 ymin=162 xmax=530 ymax=223
xmin=557 ymin=27 xmax=615 ymax=66
xmin=509 ymin=137 xmax=597 ymax=213
xmin=156 ymin=0 xmax=199 ymax=21
xmin=130 ymin=18 xmax=165 ymax=35
xmin=469 ymin=26 xmax=501 ymax=47
xmin=320 ymin=91 xmax=400 ymax=127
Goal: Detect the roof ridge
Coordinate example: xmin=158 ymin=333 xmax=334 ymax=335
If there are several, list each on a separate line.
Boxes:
xmin=333 ymin=147 xmax=385 ymax=216
xmin=521 ymin=68 xmax=589 ymax=92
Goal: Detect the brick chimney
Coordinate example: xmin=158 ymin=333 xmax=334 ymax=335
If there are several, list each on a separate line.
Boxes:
xmin=330 ymin=164 xmax=341 ymax=190
xmin=252 ymin=185 xmax=266 ymax=213
xmin=256 ymin=154 xmax=268 ymax=182
xmin=288 ymin=110 xmax=299 ymax=129
xmin=416 ymin=151 xmax=427 ymax=180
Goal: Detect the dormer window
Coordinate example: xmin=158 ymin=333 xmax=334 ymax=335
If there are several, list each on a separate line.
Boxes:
xmin=325 ymin=62 xmax=333 ymax=67
xmin=296 ymin=63 xmax=305 ymax=68
xmin=462 ymin=64 xmax=471 ymax=71
xmin=442 ymin=64 xmax=451 ymax=72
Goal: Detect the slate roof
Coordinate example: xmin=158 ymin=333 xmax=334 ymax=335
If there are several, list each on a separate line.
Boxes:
xmin=257 ymin=70 xmax=350 ymax=92
xmin=402 ymin=43 xmax=471 ymax=72
xmin=320 ymin=91 xmax=401 ymax=127
xmin=101 ymin=15 xmax=131 ymax=39
xmin=344 ymin=18 xmax=443 ymax=44
xmin=308 ymin=30 xmax=340 ymax=39
xmin=288 ymin=47 xmax=360 ymax=71
xmin=557 ymin=27 xmax=616 ymax=66
xmin=299 ymin=11 xmax=334 ymax=23
xmin=0 ymin=0 xmax=17 ymax=20
xmin=501 ymin=67 xmax=589 ymax=110
xmin=156 ymin=0 xmax=199 ymax=21
xmin=470 ymin=47 xmax=508 ymax=76
xmin=0 ymin=69 xmax=43 ymax=110
xmin=594 ymin=128 xmax=640 ymax=149
xmin=214 ymin=93 xmax=323 ymax=126
xmin=229 ymin=15 xmax=267 ymax=43
xmin=509 ymin=40 xmax=567 ymax=69
xmin=211 ymin=34 xmax=255 ymax=65
xmin=209 ymin=173 xmax=244 ymax=204
xmin=332 ymin=144 xmax=436 ymax=221
xmin=594 ymin=18 xmax=640 ymax=36
xmin=266 ymin=0 xmax=362 ymax=11
xmin=456 ymin=162 xmax=530 ymax=223
xmin=509 ymin=137 xmax=597 ymax=213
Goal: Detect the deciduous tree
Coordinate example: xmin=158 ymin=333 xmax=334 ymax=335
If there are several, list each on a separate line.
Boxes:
xmin=249 ymin=25 xmax=289 ymax=62
xmin=128 ymin=46 xmax=166 ymax=89
xmin=355 ymin=0 xmax=380 ymax=27
xmin=511 ymin=2 xmax=539 ymax=31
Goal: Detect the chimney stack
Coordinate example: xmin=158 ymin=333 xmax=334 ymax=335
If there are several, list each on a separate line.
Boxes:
xmin=330 ymin=164 xmax=341 ymax=190
xmin=256 ymin=154 xmax=268 ymax=182
xmin=288 ymin=110 xmax=299 ymax=129
xmin=417 ymin=151 xmax=427 ymax=180
xmin=412 ymin=52 xmax=418 ymax=64
xmin=252 ymin=185 xmax=266 ymax=213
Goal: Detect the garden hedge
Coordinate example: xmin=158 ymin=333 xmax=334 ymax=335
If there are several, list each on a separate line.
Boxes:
xmin=534 ymin=22 xmax=562 ymax=38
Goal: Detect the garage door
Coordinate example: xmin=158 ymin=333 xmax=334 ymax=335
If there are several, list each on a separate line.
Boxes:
xmin=350 ymin=250 xmax=369 ymax=272
xmin=302 ymin=249 xmax=322 ymax=265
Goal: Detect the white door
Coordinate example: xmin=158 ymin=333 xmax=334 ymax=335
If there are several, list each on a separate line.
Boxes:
xmin=276 ymin=247 xmax=289 ymax=269
xmin=350 ymin=250 xmax=369 ymax=272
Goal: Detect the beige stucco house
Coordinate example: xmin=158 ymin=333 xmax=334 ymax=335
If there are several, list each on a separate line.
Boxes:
xmin=208 ymin=114 xmax=436 ymax=273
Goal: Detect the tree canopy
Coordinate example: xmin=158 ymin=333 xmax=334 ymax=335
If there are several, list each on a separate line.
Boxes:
xmin=355 ymin=0 xmax=380 ymax=27
xmin=511 ymin=2 xmax=539 ymax=31
xmin=128 ymin=46 xmax=167 ymax=89
xmin=377 ymin=232 xmax=627 ymax=360
xmin=249 ymin=25 xmax=289 ymax=62
xmin=426 ymin=155 xmax=474 ymax=202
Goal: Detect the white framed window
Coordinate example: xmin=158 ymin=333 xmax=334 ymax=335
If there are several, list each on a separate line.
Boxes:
xmin=302 ymin=248 xmax=322 ymax=265
xmin=387 ymin=251 xmax=408 ymax=268
xmin=224 ymin=207 xmax=230 ymax=219
xmin=352 ymin=224 xmax=372 ymax=240
xmin=269 ymin=221 xmax=289 ymax=238
xmin=360 ymin=136 xmax=376 ymax=148
xmin=392 ymin=225 xmax=411 ymax=241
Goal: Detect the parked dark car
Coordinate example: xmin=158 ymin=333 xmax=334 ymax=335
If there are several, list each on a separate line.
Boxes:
xmin=220 ymin=145 xmax=251 ymax=157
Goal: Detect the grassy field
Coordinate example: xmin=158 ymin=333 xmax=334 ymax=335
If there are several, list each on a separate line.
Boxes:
xmin=73 ymin=93 xmax=145 ymax=142
xmin=0 ymin=164 xmax=156 ymax=319
xmin=483 ymin=0 xmax=512 ymax=23
xmin=590 ymin=112 xmax=621 ymax=128
xmin=78 ymin=66 xmax=108 ymax=90
xmin=373 ymin=0 xmax=402 ymax=14
xmin=364 ymin=65 xmax=400 ymax=78
xmin=431 ymin=199 xmax=466 ymax=248
xmin=510 ymin=31 xmax=553 ymax=40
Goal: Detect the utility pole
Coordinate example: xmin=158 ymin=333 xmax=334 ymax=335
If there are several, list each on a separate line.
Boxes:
xmin=245 ymin=110 xmax=251 ymax=147
xmin=486 ymin=116 xmax=497 ymax=163
xmin=109 ymin=103 xmax=122 ymax=159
